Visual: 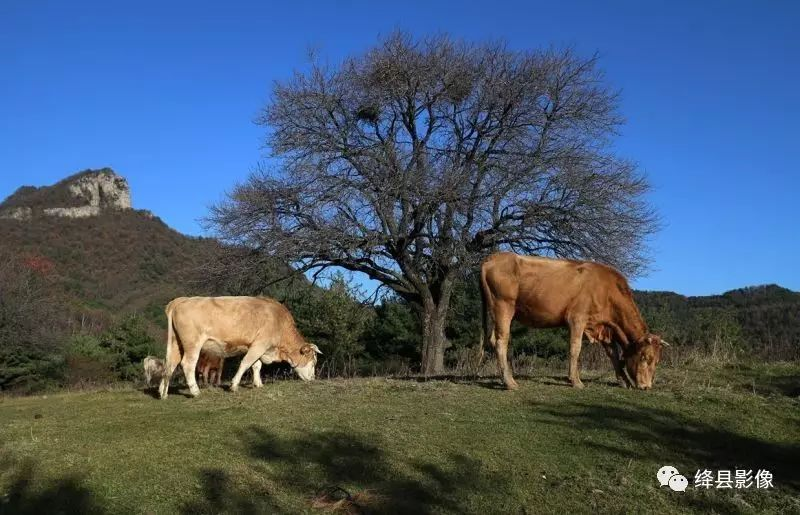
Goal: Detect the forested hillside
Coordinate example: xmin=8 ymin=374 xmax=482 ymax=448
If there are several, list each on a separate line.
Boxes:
xmin=0 ymin=209 xmax=216 ymax=390
xmin=635 ymin=286 xmax=800 ymax=360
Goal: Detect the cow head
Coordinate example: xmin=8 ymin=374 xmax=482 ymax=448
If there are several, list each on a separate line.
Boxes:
xmin=624 ymin=335 xmax=663 ymax=390
xmin=283 ymin=343 xmax=322 ymax=381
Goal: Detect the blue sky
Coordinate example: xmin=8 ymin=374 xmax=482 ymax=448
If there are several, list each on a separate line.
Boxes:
xmin=1 ymin=0 xmax=798 ymax=295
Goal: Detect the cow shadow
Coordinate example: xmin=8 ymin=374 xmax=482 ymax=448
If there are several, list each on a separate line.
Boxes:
xmin=140 ymin=385 xmax=194 ymax=399
xmin=226 ymin=426 xmax=516 ymax=514
xmin=390 ymin=374 xmax=512 ymax=390
xmin=530 ymin=398 xmax=800 ymax=511
xmin=0 ymin=457 xmax=105 ymax=515
xmin=391 ymin=373 xmax=622 ymax=391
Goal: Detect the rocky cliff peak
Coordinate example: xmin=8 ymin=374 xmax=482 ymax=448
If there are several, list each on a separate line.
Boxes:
xmin=0 ymin=168 xmax=132 ymax=220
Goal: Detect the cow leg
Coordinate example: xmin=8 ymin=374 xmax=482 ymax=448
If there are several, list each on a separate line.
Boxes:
xmin=215 ymin=359 xmax=224 ymax=386
xmin=230 ymin=346 xmax=265 ymax=392
xmin=568 ymin=319 xmax=587 ymax=388
xmin=159 ymin=344 xmax=182 ymax=400
xmin=493 ymin=301 xmax=518 ymax=390
xmin=201 ymin=365 xmax=210 ymax=386
xmin=603 ymin=342 xmax=632 ymax=388
xmin=250 ymin=360 xmax=263 ymax=388
xmin=180 ymin=343 xmax=203 ymax=397
xmin=208 ymin=368 xmax=217 ymax=386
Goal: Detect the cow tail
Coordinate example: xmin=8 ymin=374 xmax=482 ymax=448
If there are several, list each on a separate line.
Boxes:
xmin=477 ymin=263 xmax=494 ymax=372
xmin=165 ymin=303 xmax=180 ymax=365
xmin=160 ymin=301 xmax=181 ymax=399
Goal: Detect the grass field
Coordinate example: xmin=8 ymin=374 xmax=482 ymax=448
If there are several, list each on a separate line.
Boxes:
xmin=1 ymin=362 xmax=799 ymax=514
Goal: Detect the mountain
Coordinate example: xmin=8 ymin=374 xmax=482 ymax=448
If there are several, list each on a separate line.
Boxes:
xmin=0 ymin=168 xmax=214 ymax=320
xmin=0 ymin=169 xmax=222 ymax=390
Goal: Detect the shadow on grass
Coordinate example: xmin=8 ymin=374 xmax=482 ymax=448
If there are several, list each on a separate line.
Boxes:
xmin=532 ymin=398 xmax=800 ymax=512
xmin=391 ymin=372 xmax=623 ymax=391
xmin=762 ymin=374 xmax=800 ymax=397
xmin=140 ymin=385 xmax=196 ymax=399
xmin=727 ymin=366 xmax=800 ymax=398
xmin=227 ymin=427 xmax=514 ymax=514
xmin=0 ymin=458 xmax=105 ymax=515
xmin=178 ymin=469 xmax=279 ymax=515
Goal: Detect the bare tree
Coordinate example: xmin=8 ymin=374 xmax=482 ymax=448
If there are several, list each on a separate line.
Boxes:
xmin=209 ymin=33 xmax=657 ymax=375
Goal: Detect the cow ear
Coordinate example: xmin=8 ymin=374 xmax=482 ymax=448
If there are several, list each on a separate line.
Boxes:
xmin=300 ymin=343 xmax=322 ymax=355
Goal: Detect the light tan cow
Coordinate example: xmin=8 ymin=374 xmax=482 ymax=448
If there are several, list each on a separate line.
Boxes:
xmin=159 ymin=296 xmax=321 ymax=399
xmin=480 ymin=252 xmax=667 ymax=391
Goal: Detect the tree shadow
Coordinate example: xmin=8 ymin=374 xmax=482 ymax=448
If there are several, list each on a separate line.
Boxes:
xmin=530 ymin=398 xmax=800 ymax=510
xmin=178 ymin=469 xmax=279 ymax=515
xmin=0 ymin=457 xmax=105 ymax=515
xmin=234 ymin=426 xmax=515 ymax=514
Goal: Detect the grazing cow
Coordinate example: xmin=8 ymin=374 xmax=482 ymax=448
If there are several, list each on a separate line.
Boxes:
xmin=159 ymin=296 xmax=322 ymax=399
xmin=197 ymin=352 xmax=224 ymax=386
xmin=480 ymin=252 xmax=667 ymax=390
xmin=143 ymin=356 xmax=164 ymax=387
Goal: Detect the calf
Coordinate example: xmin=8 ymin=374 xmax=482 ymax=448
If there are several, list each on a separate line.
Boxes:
xmin=197 ymin=352 xmax=224 ymax=386
xmin=143 ymin=356 xmax=165 ymax=387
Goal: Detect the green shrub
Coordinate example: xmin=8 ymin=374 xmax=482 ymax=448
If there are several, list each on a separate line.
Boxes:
xmin=98 ymin=315 xmax=162 ymax=381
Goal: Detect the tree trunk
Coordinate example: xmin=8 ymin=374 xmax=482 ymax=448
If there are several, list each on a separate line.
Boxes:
xmin=420 ymin=302 xmax=450 ymax=376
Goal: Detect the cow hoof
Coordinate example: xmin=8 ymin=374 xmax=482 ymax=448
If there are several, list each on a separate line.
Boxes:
xmin=505 ymin=381 xmax=519 ymax=391
xmin=189 ymin=387 xmax=201 ymax=397
xmin=253 ymin=383 xmax=263 ymax=389
xmin=571 ymin=381 xmax=585 ymax=389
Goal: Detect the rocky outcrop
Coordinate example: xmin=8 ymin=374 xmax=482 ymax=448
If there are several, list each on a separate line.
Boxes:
xmin=66 ymin=171 xmax=131 ymax=211
xmin=0 ymin=168 xmax=132 ymax=220
xmin=1 ymin=207 xmax=33 ymax=221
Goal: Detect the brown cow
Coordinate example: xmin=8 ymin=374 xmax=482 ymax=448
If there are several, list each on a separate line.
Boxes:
xmin=480 ymin=252 xmax=667 ymax=390
xmin=158 ymin=296 xmax=321 ymax=399
xmin=197 ymin=352 xmax=224 ymax=386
